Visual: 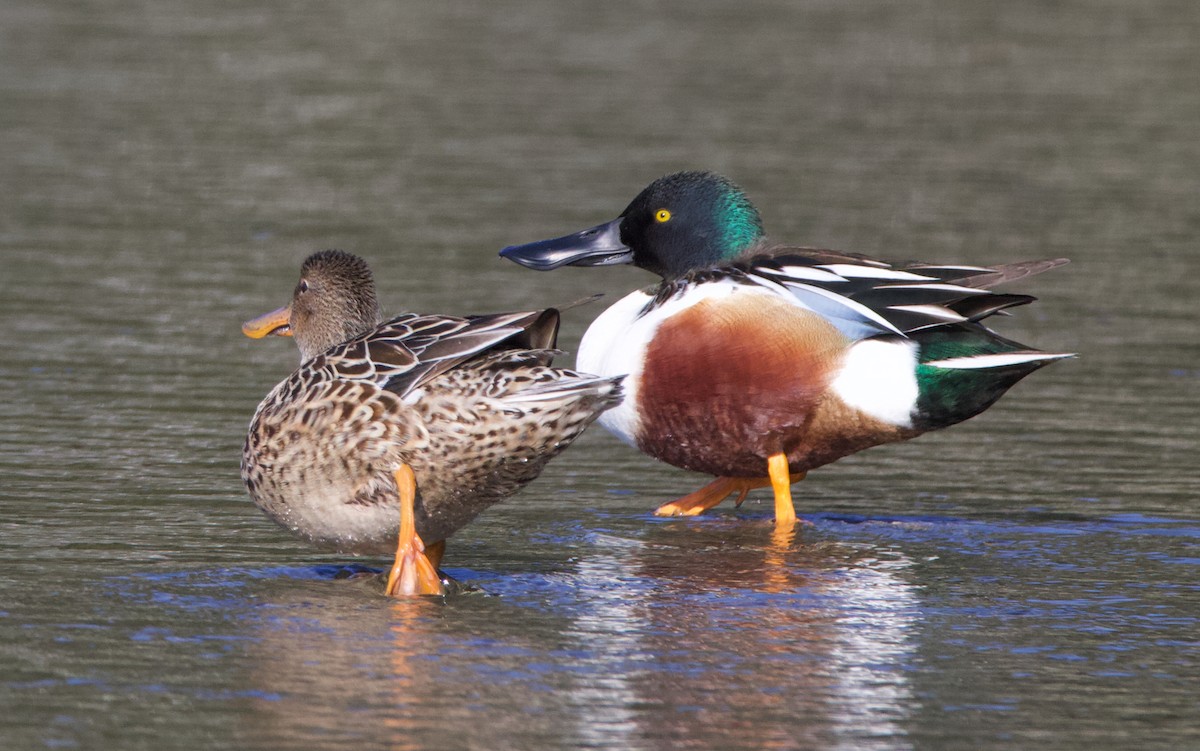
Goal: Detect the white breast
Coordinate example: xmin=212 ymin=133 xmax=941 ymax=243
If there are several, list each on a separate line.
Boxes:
xmin=576 ymin=281 xmax=763 ymax=447
xmin=576 ymin=289 xmax=655 ymax=448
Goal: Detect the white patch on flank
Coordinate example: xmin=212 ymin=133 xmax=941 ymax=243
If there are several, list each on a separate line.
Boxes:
xmin=830 ymin=338 xmax=920 ymax=428
xmin=401 ymin=387 xmax=426 ymax=405
xmin=925 ymin=352 xmax=1073 ymax=369
xmin=816 ymin=264 xmax=936 ymax=281
xmin=576 ymin=280 xmax=751 ymax=447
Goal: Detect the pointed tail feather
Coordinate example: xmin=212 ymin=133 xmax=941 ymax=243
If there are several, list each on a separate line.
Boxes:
xmin=502 ymin=373 xmax=625 ymax=405
xmin=911 ymin=323 xmax=1073 ymax=430
xmin=929 ymin=258 xmax=1070 ymax=290
xmin=924 ymin=351 xmax=1075 ymax=369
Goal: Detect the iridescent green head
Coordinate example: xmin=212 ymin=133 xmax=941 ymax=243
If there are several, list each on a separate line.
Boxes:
xmin=500 ymin=171 xmax=766 ymax=281
xmin=617 ymin=171 xmax=765 ymax=278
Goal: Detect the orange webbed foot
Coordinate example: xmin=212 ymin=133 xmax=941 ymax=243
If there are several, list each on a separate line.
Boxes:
xmin=384 ymin=465 xmax=445 ymax=597
xmin=655 ymin=468 xmax=809 ymax=525
xmin=654 ymin=477 xmax=755 ymax=517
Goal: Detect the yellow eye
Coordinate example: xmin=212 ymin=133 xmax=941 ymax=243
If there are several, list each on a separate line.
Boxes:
xmin=655 ymin=209 xmax=671 ymax=223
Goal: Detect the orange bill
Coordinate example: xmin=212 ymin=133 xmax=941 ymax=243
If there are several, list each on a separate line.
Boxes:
xmin=242 ymin=305 xmax=292 ymax=339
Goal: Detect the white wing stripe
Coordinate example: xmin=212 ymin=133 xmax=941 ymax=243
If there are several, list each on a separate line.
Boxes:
xmin=926 ymin=352 xmax=1073 ymax=369
xmin=879 ymin=283 xmax=990 ymax=295
xmin=783 ymin=282 xmax=905 ymax=335
xmin=744 ymin=272 xmax=796 ymax=299
xmin=816 ymin=264 xmax=937 ymax=281
xmin=887 ymin=304 xmax=968 ymax=322
xmin=769 ymin=265 xmax=848 ymax=283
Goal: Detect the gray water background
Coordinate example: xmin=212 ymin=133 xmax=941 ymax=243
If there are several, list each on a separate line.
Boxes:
xmin=1 ymin=1 xmax=1198 ymax=749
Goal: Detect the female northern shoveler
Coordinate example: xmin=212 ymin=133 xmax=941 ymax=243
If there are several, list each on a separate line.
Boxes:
xmin=500 ymin=171 xmax=1071 ymax=529
xmin=241 ymin=250 xmax=623 ymax=596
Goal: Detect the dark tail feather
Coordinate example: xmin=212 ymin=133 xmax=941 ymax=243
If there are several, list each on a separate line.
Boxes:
xmin=945 ymin=293 xmax=1035 ymax=322
xmin=910 ymin=323 xmax=1073 ymax=431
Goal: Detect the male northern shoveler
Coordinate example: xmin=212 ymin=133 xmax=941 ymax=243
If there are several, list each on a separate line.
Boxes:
xmin=241 ymin=250 xmax=623 ymax=596
xmin=500 ymin=171 xmax=1071 ymax=529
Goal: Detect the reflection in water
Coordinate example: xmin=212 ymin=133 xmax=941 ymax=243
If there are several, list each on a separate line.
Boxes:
xmin=828 ymin=561 xmax=919 ymax=750
xmin=236 ymin=530 xmax=919 ymax=750
xmin=564 ymin=537 xmax=650 ymax=750
xmin=240 ymin=575 xmax=588 ymax=749
xmin=562 ymin=524 xmax=919 ymax=750
xmin=2 ymin=0 xmax=1198 ymax=747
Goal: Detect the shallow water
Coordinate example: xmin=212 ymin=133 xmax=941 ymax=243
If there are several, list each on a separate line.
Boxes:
xmin=2 ymin=0 xmax=1198 ymax=748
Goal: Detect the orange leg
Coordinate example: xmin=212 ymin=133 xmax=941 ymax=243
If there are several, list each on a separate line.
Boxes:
xmin=384 ymin=465 xmax=445 ymax=597
xmin=654 ymin=469 xmax=808 ymax=518
xmin=768 ymin=452 xmax=812 ymax=528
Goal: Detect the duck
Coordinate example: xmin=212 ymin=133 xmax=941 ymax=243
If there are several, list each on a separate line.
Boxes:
xmin=500 ymin=171 xmax=1071 ymax=529
xmin=241 ymin=249 xmax=623 ymax=595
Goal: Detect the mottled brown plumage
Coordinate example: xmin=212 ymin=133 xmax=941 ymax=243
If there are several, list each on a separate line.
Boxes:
xmin=241 ymin=250 xmax=623 ymax=567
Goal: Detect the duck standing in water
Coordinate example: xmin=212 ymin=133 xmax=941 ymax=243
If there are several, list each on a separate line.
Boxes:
xmin=501 ymin=171 xmax=1071 ymax=529
xmin=241 ymin=250 xmax=623 ymax=595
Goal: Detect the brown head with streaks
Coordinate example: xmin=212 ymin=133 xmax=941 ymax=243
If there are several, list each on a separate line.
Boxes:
xmin=242 ymin=250 xmax=384 ymax=362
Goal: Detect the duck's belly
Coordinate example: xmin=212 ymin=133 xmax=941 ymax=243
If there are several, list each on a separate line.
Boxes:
xmin=248 ymin=472 xmax=403 ymax=556
xmin=241 ymin=385 xmax=430 ymax=557
xmin=579 ymin=284 xmax=920 ymax=477
xmin=243 ymin=436 xmax=541 ymax=557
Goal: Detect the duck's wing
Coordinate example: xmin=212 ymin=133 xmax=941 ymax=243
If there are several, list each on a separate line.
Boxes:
xmin=753 ymin=245 xmax=1070 ymax=288
xmin=911 ymin=257 xmax=1070 ymax=289
xmin=712 ymin=247 xmax=1067 ymax=340
xmin=312 ymin=309 xmax=561 ymax=398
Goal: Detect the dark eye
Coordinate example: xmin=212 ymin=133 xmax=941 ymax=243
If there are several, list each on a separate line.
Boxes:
xmin=298 ymin=280 xmax=310 ymax=293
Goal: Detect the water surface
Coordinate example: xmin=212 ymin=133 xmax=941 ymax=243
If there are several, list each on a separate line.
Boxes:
xmin=1 ymin=1 xmax=1198 ymax=749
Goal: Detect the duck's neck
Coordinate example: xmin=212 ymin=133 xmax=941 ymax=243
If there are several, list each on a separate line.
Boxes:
xmin=297 ymin=303 xmax=382 ymax=362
